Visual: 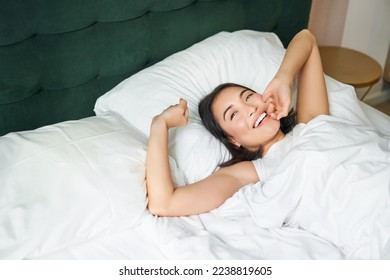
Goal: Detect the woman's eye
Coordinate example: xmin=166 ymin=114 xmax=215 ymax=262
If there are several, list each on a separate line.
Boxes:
xmin=246 ymin=93 xmax=254 ymax=101
xmin=230 ymin=111 xmax=237 ymax=120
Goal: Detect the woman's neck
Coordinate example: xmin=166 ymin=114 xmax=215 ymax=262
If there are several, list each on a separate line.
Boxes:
xmin=262 ymin=130 xmax=286 ymax=156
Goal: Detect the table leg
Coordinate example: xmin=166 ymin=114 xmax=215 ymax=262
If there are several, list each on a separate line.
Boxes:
xmin=360 ymin=85 xmax=374 ymax=101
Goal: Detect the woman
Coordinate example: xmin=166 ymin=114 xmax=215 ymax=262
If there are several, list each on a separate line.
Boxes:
xmin=146 ymin=29 xmax=329 ymax=217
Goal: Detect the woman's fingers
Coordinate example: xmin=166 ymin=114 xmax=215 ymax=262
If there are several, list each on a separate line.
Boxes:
xmin=184 ymin=106 xmax=189 ymax=123
xmin=264 ymin=92 xmax=290 ymax=120
xmin=163 ymin=98 xmax=189 ymax=127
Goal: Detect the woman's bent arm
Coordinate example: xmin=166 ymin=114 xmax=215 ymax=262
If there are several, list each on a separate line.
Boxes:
xmin=146 ymin=99 xmax=259 ymax=216
xmin=264 ymin=29 xmax=329 ymax=123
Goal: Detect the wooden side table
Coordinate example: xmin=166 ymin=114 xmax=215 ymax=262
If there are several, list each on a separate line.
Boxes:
xmin=319 ymin=46 xmax=382 ymax=101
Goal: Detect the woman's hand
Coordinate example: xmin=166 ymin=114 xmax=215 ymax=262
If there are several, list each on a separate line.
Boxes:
xmin=153 ymin=98 xmax=189 ymax=129
xmin=262 ymin=76 xmax=292 ymax=120
xmin=263 ymin=30 xmax=328 ymax=124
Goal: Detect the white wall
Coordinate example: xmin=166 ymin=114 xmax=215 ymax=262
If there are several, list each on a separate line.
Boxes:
xmin=342 ymin=0 xmax=390 ymax=104
xmin=309 ymin=0 xmax=390 ymax=105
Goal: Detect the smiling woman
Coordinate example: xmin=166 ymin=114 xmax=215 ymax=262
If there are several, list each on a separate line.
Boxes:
xmin=145 ymin=29 xmax=328 ymax=217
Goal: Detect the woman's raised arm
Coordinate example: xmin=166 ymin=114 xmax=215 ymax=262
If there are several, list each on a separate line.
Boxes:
xmin=263 ymin=29 xmax=329 ymax=124
xmin=146 ymin=99 xmax=259 ymax=217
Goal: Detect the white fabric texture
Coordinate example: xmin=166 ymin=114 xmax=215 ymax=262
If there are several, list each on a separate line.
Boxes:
xmin=252 ymin=124 xmax=304 ymax=182
xmin=248 ymin=115 xmax=390 ymax=259
xmin=0 ymin=113 xmax=149 ymax=259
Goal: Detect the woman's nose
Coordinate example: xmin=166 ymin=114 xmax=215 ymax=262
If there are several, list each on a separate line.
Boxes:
xmin=248 ymin=105 xmax=258 ymax=117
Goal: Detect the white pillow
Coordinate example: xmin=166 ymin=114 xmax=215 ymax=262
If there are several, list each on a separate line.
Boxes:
xmin=0 ymin=113 xmax=149 ymax=259
xmin=95 ymin=30 xmax=285 ymax=133
xmin=95 ymin=30 xmax=286 ymax=181
xmin=168 ymin=123 xmax=231 ymax=184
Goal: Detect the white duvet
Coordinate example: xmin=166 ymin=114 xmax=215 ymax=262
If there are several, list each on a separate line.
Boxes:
xmin=27 ymin=114 xmax=390 ymax=261
xmin=2 ymin=113 xmax=389 ymax=260
xmin=244 ymin=115 xmax=390 ymax=259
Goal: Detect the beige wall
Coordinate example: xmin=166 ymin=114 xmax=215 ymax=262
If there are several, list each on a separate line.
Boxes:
xmin=308 ymin=0 xmax=349 ymax=46
xmin=309 ymin=0 xmax=390 ymax=105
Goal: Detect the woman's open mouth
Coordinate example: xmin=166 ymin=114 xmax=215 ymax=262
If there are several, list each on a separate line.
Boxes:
xmin=253 ymin=112 xmax=267 ymax=128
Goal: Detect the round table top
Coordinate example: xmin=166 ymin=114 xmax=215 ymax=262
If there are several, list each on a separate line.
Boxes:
xmin=319 ymin=46 xmax=382 ymax=88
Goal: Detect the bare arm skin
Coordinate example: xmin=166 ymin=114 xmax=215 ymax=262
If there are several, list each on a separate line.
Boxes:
xmin=146 ymin=99 xmax=259 ymax=216
xmin=263 ymin=29 xmax=329 ymax=123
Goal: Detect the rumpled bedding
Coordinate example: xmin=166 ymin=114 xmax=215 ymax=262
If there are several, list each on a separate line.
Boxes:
xmin=243 ymin=115 xmax=390 ymax=259
xmin=28 ymin=116 xmax=390 ymax=261
xmin=2 ymin=29 xmax=390 ymax=260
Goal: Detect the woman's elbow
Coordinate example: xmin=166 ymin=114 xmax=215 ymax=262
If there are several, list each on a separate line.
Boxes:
xmin=296 ymin=29 xmax=317 ymax=46
xmin=147 ymin=201 xmax=170 ymax=217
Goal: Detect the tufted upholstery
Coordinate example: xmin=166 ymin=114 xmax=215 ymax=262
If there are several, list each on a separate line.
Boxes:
xmin=0 ymin=0 xmax=311 ymax=135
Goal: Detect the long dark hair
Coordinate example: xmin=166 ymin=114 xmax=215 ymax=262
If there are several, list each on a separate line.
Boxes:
xmin=198 ymin=83 xmax=296 ymax=167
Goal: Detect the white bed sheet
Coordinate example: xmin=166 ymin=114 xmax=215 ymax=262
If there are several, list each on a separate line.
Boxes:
xmin=32 ymin=203 xmax=343 ymax=260
xmin=30 ymin=103 xmax=390 ymax=260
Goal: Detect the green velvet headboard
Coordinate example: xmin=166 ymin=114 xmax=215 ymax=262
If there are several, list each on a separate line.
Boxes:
xmin=0 ymin=0 xmax=311 ymax=136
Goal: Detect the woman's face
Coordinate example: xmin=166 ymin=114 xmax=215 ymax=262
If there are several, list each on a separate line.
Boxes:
xmin=212 ymin=86 xmax=283 ymax=152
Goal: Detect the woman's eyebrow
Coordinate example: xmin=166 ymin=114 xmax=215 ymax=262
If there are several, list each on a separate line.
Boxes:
xmin=223 ymin=104 xmax=233 ymax=121
xmin=222 ymin=89 xmax=249 ymax=121
xmin=239 ymin=88 xmax=249 ymax=99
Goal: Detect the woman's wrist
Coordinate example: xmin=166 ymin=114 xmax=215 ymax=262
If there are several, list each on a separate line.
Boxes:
xmin=274 ymin=69 xmax=294 ymax=87
xmin=151 ymin=114 xmax=169 ymax=130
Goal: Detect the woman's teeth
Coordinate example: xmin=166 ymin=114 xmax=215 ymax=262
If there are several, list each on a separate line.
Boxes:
xmin=254 ymin=112 xmax=267 ymax=128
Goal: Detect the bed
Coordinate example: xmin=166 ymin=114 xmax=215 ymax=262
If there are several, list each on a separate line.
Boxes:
xmin=1 ymin=0 xmax=389 ymax=260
